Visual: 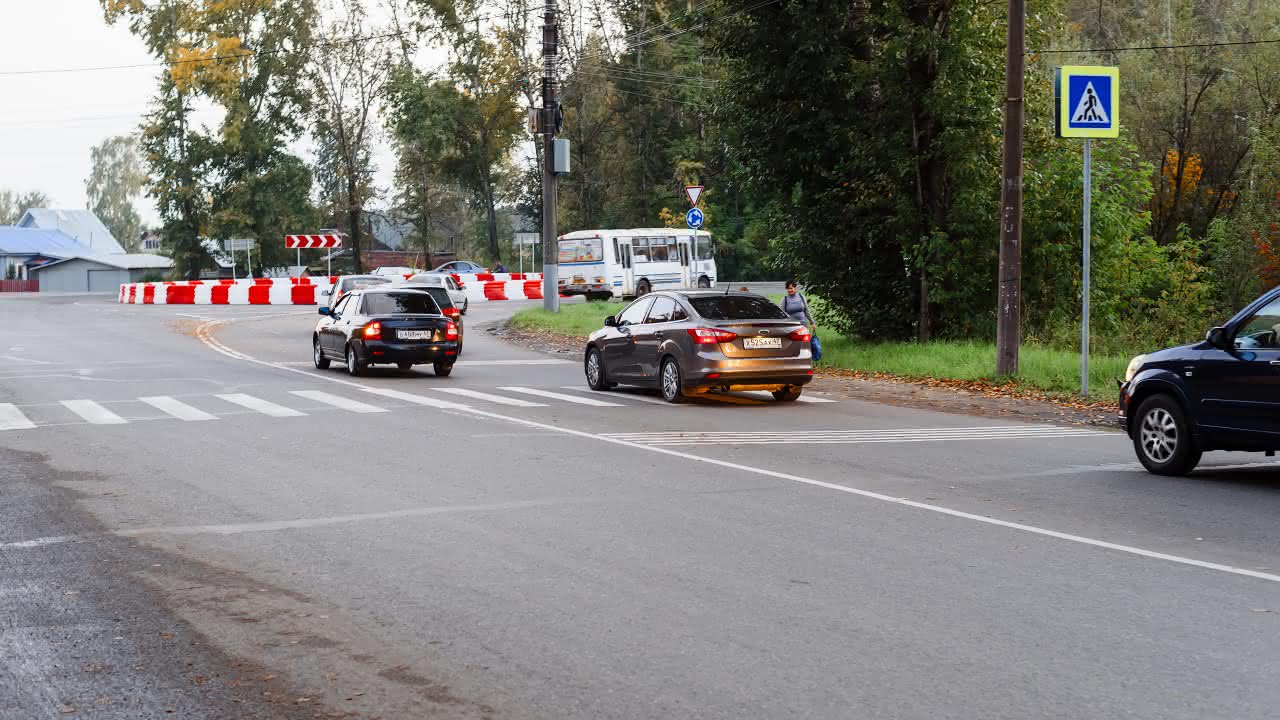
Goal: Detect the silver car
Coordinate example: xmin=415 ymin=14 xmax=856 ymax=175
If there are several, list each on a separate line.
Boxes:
xmin=321 ymin=275 xmax=391 ymax=308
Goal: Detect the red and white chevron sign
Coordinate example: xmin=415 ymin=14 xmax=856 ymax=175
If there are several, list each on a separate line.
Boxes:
xmin=285 ymin=234 xmax=342 ymax=249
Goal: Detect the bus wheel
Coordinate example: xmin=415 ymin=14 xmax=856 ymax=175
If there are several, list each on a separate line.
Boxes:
xmin=636 ymin=279 xmax=651 ymax=296
xmin=697 ymin=276 xmax=710 ymax=288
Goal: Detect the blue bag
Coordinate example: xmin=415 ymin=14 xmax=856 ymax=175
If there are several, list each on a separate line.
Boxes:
xmin=810 ymin=334 xmax=823 ymax=362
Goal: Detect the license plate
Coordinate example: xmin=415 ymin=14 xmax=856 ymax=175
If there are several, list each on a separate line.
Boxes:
xmin=398 ymin=330 xmax=432 ymax=340
xmin=744 ymin=337 xmax=782 ymax=349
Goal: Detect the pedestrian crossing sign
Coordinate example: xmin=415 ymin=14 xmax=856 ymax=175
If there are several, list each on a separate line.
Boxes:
xmin=1055 ymin=66 xmax=1120 ymax=139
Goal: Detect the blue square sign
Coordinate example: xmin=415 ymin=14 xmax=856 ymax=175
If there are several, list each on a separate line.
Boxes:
xmin=1056 ymin=66 xmax=1119 ymax=139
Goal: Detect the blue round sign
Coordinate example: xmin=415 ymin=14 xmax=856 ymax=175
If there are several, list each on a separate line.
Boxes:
xmin=685 ymin=207 xmax=704 ymax=229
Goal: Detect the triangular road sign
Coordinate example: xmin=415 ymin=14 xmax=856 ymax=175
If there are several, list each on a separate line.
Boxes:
xmin=1071 ymin=81 xmax=1110 ymax=125
xmin=685 ymin=185 xmax=704 ymax=207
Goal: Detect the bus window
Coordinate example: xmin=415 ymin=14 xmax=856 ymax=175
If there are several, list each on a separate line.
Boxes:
xmin=558 ymin=237 xmax=603 ymax=263
xmin=612 ymin=238 xmax=620 ymax=264
xmin=633 ymin=237 xmax=650 ymax=262
xmin=649 ymin=239 xmax=670 ymax=263
xmin=696 ymin=236 xmax=714 ymax=261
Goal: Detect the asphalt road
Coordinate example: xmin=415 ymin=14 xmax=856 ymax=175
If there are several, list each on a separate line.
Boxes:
xmin=3 ymin=292 xmax=1280 ymax=719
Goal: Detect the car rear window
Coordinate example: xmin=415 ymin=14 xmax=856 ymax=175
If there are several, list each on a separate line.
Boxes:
xmin=420 ymin=287 xmax=454 ymax=308
xmin=407 ymin=274 xmax=445 ymax=286
xmin=346 ymin=277 xmax=390 ymax=291
xmin=688 ymin=295 xmax=789 ymax=320
xmin=362 ymin=292 xmax=441 ymax=315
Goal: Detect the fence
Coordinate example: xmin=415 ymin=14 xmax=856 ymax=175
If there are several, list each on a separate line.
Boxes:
xmin=0 ymin=280 xmax=38 ymax=293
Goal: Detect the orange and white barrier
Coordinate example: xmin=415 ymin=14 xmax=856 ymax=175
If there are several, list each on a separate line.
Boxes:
xmin=117 ymin=273 xmax=548 ymax=305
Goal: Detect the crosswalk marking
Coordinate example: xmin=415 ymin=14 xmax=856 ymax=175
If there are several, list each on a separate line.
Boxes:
xmin=363 ymin=387 xmax=472 ymax=410
xmin=217 ymin=393 xmax=307 ymax=418
xmin=498 ymin=386 xmax=624 ymax=407
xmin=558 ymin=386 xmax=676 ymax=406
xmin=741 ymin=391 xmax=838 ymax=403
xmin=290 ymin=390 xmax=388 ymax=414
xmin=0 ymin=403 xmax=36 ymax=430
xmin=430 ymin=388 xmax=547 ymax=407
xmin=606 ymin=426 xmax=1110 ymax=447
xmin=61 ymin=399 xmax=128 ymax=425
xmin=139 ymin=395 xmax=218 ymax=421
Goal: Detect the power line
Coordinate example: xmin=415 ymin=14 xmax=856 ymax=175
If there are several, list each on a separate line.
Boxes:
xmin=610 ymin=86 xmax=707 ymax=107
xmin=589 ymin=66 xmax=719 ymax=85
xmin=0 ymin=30 xmax=407 ymax=77
xmin=1035 ymin=37 xmax=1280 ymax=54
xmin=578 ymin=0 xmax=780 ymax=66
xmin=576 ymin=68 xmax=715 ymax=90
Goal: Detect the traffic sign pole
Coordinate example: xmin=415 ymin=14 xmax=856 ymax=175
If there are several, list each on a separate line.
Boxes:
xmin=1081 ymin=139 xmax=1092 ymax=398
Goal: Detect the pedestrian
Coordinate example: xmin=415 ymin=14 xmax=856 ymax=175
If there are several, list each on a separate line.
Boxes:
xmin=779 ymin=280 xmax=813 ymax=328
xmin=495 ymin=262 xmax=508 ymax=273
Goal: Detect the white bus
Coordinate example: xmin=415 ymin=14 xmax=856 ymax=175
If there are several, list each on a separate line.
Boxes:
xmin=557 ymin=228 xmax=717 ymax=299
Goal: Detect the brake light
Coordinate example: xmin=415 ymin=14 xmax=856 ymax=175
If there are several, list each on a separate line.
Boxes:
xmin=443 ymin=306 xmax=460 ymax=320
xmin=789 ymin=327 xmax=811 ymax=342
xmin=363 ymin=322 xmax=382 ymax=339
xmin=687 ymin=327 xmax=737 ymax=345
xmin=445 ymin=321 xmax=459 ymax=341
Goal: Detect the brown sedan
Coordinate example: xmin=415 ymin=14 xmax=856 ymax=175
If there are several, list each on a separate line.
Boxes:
xmin=584 ymin=291 xmax=814 ymax=403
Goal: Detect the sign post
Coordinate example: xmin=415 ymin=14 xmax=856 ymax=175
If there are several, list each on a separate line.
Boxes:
xmin=1056 ymin=65 xmax=1119 ymax=397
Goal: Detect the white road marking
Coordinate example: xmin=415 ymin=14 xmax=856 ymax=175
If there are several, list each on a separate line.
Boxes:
xmin=194 ymin=314 xmax=1280 ymax=585
xmin=558 ymin=386 xmax=677 ymax=406
xmin=429 ymin=388 xmax=548 ymax=407
xmin=0 ymin=354 xmax=50 ymax=365
xmin=289 ymin=390 xmax=389 ymax=414
xmin=60 ymin=399 xmax=128 ymax=425
xmin=216 ymin=393 xmax=307 ymax=418
xmin=362 ymin=387 xmax=473 ymax=410
xmin=741 ymin=390 xmax=838 ymax=403
xmin=607 ymin=426 xmax=1110 ymax=446
xmin=139 ymin=396 xmax=217 ymax=422
xmin=499 ymin=386 xmax=624 ymax=407
xmin=451 ymin=359 xmax=574 ymax=366
xmin=0 ymin=403 xmax=36 ymax=430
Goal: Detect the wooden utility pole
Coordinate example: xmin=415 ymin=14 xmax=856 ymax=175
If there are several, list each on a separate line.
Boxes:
xmin=996 ymin=0 xmax=1025 ymax=376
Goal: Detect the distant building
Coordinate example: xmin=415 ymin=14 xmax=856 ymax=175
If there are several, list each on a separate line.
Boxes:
xmin=17 ymin=208 xmax=125 ymax=255
xmin=0 ymin=227 xmax=93 ymax=280
xmin=31 ymin=254 xmax=173 ymax=293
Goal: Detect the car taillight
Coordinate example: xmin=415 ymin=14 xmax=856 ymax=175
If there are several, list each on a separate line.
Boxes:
xmin=687 ymin=327 xmax=737 ymax=345
xmin=789 ymin=327 xmax=811 ymax=342
xmin=445 ymin=321 xmax=459 ymax=341
xmin=443 ymin=307 xmax=460 ymax=320
xmin=363 ymin=322 xmax=382 ymax=339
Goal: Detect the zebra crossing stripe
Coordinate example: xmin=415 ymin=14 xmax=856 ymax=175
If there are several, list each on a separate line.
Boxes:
xmin=362 ymin=387 xmax=473 ymax=410
xmin=558 ymin=386 xmax=676 ymax=406
xmin=498 ymin=387 xmax=624 ymax=407
xmin=606 ymin=426 xmax=1110 ymax=446
xmin=139 ymin=396 xmax=218 ymax=421
xmin=0 ymin=403 xmax=35 ymax=430
xmin=61 ymin=399 xmax=128 ymax=425
xmin=289 ymin=390 xmax=388 ymax=414
xmin=217 ymin=393 xmax=306 ymax=418
xmin=741 ymin=391 xmax=838 ymax=403
xmin=430 ymin=388 xmax=548 ymax=407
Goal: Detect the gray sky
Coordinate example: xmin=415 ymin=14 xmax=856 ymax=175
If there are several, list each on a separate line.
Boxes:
xmin=0 ymin=0 xmax=407 ymax=229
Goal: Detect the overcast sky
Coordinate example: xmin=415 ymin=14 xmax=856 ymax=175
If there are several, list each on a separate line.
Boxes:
xmin=0 ymin=0 xmax=409 ymax=229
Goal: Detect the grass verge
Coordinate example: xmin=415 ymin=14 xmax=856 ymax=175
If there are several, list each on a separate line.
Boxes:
xmin=509 ymin=301 xmax=1130 ymax=397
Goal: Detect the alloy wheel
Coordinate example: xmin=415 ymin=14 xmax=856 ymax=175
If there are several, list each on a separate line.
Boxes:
xmin=662 ymin=361 xmax=680 ymax=401
xmin=587 ymin=352 xmax=601 ymax=386
xmin=1140 ymin=407 xmax=1178 ymax=464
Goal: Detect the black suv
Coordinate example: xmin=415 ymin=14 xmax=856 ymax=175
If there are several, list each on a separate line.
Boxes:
xmin=1120 ymin=285 xmax=1280 ymax=475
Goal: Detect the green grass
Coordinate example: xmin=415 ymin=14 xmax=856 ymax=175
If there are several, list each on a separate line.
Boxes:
xmin=510 ymin=300 xmax=1129 ymax=397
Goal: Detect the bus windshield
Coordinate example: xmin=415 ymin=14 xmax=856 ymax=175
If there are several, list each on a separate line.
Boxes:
xmin=559 ymin=238 xmax=604 ymax=263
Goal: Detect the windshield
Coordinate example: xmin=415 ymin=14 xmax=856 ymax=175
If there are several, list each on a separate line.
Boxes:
xmin=362 ymin=292 xmax=441 ymax=315
xmin=559 ymin=238 xmax=604 ymax=263
xmin=689 ymin=295 xmax=789 ymax=320
xmin=407 ymin=274 xmax=445 ymax=286
xmin=343 ymin=277 xmax=390 ymax=291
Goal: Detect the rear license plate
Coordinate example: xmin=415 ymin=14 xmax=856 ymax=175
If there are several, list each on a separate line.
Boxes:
xmin=398 ymin=330 xmax=432 ymax=340
xmin=744 ymin=337 xmax=782 ymax=349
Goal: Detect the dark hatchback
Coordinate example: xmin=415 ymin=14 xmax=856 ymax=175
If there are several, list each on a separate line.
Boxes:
xmin=313 ymin=288 xmax=459 ymax=377
xmin=584 ymin=290 xmax=813 ymax=403
xmin=1120 ymin=285 xmax=1280 ymax=475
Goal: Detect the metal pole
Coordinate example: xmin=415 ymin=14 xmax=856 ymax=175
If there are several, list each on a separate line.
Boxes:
xmin=541 ymin=0 xmax=560 ymax=312
xmin=1081 ymin=138 xmax=1092 ymax=398
xmin=296 ymin=247 xmax=301 ymax=271
xmin=995 ymin=0 xmax=1025 ymax=376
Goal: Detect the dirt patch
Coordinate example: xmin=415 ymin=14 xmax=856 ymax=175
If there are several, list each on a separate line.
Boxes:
xmin=494 ymin=324 xmax=1121 ymax=428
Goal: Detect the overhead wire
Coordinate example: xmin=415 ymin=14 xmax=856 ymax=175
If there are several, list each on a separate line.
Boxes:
xmin=1034 ymin=37 xmax=1280 ymax=54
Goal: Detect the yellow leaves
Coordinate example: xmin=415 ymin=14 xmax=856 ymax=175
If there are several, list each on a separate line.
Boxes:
xmin=170 ymin=35 xmax=245 ymax=97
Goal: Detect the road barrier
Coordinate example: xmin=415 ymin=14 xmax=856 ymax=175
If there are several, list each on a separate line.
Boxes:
xmin=117 ymin=273 xmax=547 ymax=305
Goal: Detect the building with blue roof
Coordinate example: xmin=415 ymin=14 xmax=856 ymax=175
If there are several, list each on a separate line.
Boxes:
xmin=0 ymin=227 xmax=91 ymax=279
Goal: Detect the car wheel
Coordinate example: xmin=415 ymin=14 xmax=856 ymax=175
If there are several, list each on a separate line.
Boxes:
xmin=772 ymin=386 xmax=802 ymax=402
xmin=585 ymin=348 xmax=609 ymax=391
xmin=1133 ymin=395 xmax=1202 ymax=476
xmin=397 ymin=362 xmax=413 ymax=371
xmin=660 ymin=357 xmax=686 ymax=403
xmin=697 ymin=276 xmax=710 ymax=289
xmin=433 ymin=361 xmax=453 ymax=377
xmin=462 ymin=298 xmax=469 ymax=314
xmin=313 ymin=336 xmax=330 ymax=369
xmin=636 ymin=279 xmax=651 ymax=297
xmin=345 ymin=344 xmax=365 ymax=377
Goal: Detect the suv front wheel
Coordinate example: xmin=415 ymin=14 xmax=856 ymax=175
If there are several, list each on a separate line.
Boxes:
xmin=1133 ymin=395 xmax=1202 ymax=476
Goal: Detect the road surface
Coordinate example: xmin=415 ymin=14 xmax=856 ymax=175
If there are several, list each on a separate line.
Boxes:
xmin=2 ymin=293 xmax=1279 ymax=719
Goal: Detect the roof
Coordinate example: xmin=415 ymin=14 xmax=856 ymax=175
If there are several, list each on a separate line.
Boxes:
xmin=559 ymin=228 xmax=713 ymax=239
xmin=0 ymin=227 xmax=91 ymax=256
xmin=18 ymin=209 xmax=125 ymax=255
xmin=31 ymin=254 xmax=174 ymax=272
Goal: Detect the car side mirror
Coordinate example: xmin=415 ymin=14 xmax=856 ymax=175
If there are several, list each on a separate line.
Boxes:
xmin=604 ymin=315 xmax=618 ymax=327
xmin=1206 ymin=326 xmax=1231 ymax=349
xmin=319 ymin=288 xmax=332 ymax=297
xmin=318 ymin=307 xmax=331 ymax=316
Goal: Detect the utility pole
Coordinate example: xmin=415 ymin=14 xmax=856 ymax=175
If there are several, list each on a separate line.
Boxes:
xmin=540 ymin=0 xmax=560 ymax=313
xmin=996 ymin=0 xmax=1025 ymax=376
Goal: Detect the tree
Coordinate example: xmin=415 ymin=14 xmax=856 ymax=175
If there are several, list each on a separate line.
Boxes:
xmin=0 ymin=190 xmax=51 ymax=225
xmin=311 ymin=0 xmax=393 ymax=273
xmin=86 ymin=135 xmax=147 ymax=252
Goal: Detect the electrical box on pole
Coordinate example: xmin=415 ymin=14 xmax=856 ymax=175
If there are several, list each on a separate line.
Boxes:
xmin=553 ymin=139 xmax=570 ymax=174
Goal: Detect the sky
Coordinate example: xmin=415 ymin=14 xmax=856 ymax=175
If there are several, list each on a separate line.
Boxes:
xmin=0 ymin=0 xmax=406 ymax=229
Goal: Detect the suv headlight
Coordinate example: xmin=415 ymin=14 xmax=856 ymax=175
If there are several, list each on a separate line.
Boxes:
xmin=1124 ymin=354 xmax=1146 ymax=383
